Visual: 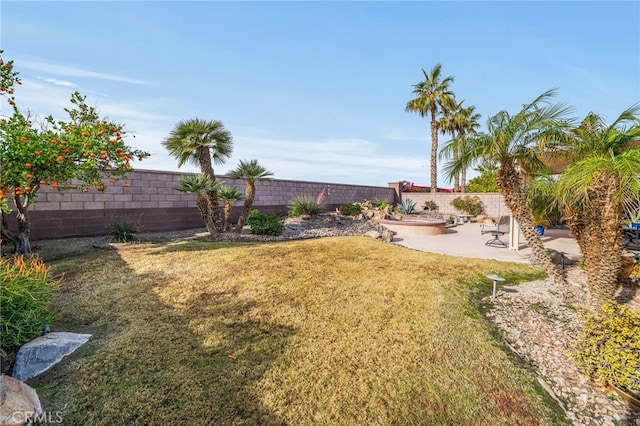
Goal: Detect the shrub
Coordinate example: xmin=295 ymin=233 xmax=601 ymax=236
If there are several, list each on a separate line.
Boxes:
xmin=451 ymin=196 xmax=483 ymax=216
xmin=338 ymin=203 xmax=362 ymax=216
xmin=573 ymin=301 xmax=640 ymax=392
xmin=422 ymin=200 xmax=439 ymax=211
xmin=289 ymin=194 xmax=324 ymax=217
xmin=108 ymin=217 xmax=139 ymax=242
xmin=1 ymin=256 xmax=58 ymax=357
xmin=247 ymin=210 xmax=284 ymax=236
xmin=397 ymin=199 xmax=416 ymax=214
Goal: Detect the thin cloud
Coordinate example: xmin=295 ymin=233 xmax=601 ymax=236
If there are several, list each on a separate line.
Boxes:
xmin=39 ymin=77 xmax=76 ymax=88
xmin=18 ymin=58 xmax=151 ymax=86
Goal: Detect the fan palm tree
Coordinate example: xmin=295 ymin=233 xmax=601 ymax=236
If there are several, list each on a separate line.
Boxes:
xmin=406 ymin=64 xmax=455 ymax=193
xmin=174 ymin=174 xmax=220 ymax=234
xmin=227 ymin=159 xmax=273 ymax=231
xmin=217 ymin=185 xmax=244 ymax=232
xmin=162 ymin=118 xmax=233 ymax=233
xmin=444 ymin=89 xmax=574 ymax=288
xmin=555 ymin=106 xmax=640 ymax=306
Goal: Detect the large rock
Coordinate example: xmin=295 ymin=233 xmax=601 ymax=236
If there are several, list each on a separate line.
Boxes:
xmin=12 ymin=332 xmax=91 ymax=381
xmin=0 ymin=374 xmax=42 ymax=426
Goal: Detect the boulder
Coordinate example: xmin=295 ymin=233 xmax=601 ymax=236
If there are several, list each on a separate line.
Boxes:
xmin=365 ymin=230 xmax=382 ymax=240
xmin=12 ymin=332 xmax=91 ymax=381
xmin=0 ymin=374 xmax=42 ymax=426
xmin=380 ymin=229 xmax=396 ymax=243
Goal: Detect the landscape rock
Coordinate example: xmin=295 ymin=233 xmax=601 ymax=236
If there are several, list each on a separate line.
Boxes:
xmin=12 ymin=332 xmax=91 ymax=381
xmin=0 ymin=374 xmax=42 ymax=426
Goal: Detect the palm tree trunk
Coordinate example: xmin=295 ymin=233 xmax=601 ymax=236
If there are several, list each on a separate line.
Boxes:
xmin=496 ymin=166 xmax=565 ymax=288
xmin=430 ymin=109 xmax=439 ymax=193
xmin=223 ymin=203 xmax=232 ymax=232
xmin=196 ymin=196 xmax=217 ymax=235
xmin=580 ymin=173 xmax=622 ymax=307
xmin=235 ymin=183 xmax=256 ymax=232
xmin=196 ymin=147 xmax=222 ymax=233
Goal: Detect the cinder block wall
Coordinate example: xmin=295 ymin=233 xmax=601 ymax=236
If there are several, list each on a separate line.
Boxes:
xmin=399 ymin=192 xmax=510 ymax=218
xmin=9 ymin=169 xmax=395 ymax=240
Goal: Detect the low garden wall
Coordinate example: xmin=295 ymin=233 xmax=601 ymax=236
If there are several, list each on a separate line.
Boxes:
xmin=7 ymin=169 xmax=397 ymax=240
xmin=399 ymin=192 xmax=509 ymax=219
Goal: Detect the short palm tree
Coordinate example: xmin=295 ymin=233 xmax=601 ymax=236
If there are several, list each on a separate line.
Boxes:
xmin=174 ymin=174 xmax=220 ymax=234
xmin=227 ymin=159 xmax=273 ymax=231
xmin=217 ymin=185 xmax=244 ymax=232
xmin=162 ymin=118 xmax=233 ymax=234
xmin=406 ymin=64 xmax=455 ymax=193
xmin=555 ymin=106 xmax=640 ymax=306
xmin=445 ymin=89 xmax=574 ymax=288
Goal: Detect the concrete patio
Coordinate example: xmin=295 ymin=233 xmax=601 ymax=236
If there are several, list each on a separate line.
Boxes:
xmin=389 ymin=220 xmax=582 ymax=264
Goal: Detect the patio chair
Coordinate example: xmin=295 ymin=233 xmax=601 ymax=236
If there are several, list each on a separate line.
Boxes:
xmin=480 ymin=215 xmax=510 ymax=235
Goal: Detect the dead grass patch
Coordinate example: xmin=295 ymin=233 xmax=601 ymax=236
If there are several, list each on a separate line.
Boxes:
xmin=34 ymin=236 xmax=568 ymax=425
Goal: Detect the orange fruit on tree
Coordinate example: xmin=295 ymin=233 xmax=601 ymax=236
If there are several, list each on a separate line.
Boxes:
xmin=34 ymin=151 xmax=40 ymax=156
xmin=51 ymin=183 xmax=58 ymax=189
xmin=26 ymin=173 xmax=33 ymax=179
xmin=25 ymin=163 xmax=32 ymax=168
xmin=19 ymin=136 xmax=28 ymax=141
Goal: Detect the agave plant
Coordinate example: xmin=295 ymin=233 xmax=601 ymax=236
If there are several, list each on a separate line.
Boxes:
xmin=397 ymin=199 xmax=416 ymax=215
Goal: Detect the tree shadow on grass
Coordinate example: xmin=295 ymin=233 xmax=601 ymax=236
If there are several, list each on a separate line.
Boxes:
xmin=31 ymin=249 xmax=295 ymax=425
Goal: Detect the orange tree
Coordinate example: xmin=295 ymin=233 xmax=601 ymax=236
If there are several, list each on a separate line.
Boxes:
xmin=0 ymin=51 xmax=149 ymax=254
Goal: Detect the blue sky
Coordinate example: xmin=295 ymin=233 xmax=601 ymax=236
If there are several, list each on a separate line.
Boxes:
xmin=1 ymin=1 xmax=639 ymax=187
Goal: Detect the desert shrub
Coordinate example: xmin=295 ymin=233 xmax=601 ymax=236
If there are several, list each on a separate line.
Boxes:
xmin=289 ymin=194 xmax=324 ymax=217
xmin=1 ymin=256 xmax=58 ymax=357
xmin=339 ymin=203 xmax=362 ymax=216
xmin=422 ymin=200 xmax=439 ymax=211
xmin=397 ymin=199 xmax=416 ymax=214
xmin=573 ymin=301 xmax=640 ymax=392
xmin=451 ymin=196 xmax=483 ymax=216
xmin=247 ymin=210 xmax=284 ymax=236
xmin=108 ymin=217 xmax=139 ymax=242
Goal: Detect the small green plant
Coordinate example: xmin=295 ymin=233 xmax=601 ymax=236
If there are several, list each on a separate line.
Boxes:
xmin=246 ymin=210 xmax=284 ymax=236
xmin=573 ymin=301 xmax=640 ymax=392
xmin=1 ymin=256 xmax=58 ymax=357
xmin=450 ymin=196 xmax=483 ymax=216
xmin=446 ymin=215 xmax=456 ymax=225
xmin=108 ymin=217 xmax=139 ymax=242
xmin=338 ymin=203 xmax=362 ymax=216
xmin=288 ymin=194 xmax=324 ymax=217
xmin=397 ymin=199 xmax=416 ymax=214
xmin=422 ymin=200 xmax=438 ymax=211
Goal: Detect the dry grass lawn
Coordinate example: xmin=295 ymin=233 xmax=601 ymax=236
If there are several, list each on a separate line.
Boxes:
xmin=33 ymin=236 xmax=568 ymax=425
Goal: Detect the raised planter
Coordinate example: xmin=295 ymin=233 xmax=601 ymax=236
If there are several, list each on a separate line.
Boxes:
xmin=376 ymin=218 xmax=447 ymax=236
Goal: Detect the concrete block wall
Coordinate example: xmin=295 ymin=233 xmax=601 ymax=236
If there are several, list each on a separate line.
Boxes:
xmin=9 ymin=169 xmax=395 ymax=240
xmin=399 ymin=192 xmax=510 ymax=219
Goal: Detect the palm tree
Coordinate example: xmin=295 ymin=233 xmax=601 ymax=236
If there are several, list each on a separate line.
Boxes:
xmin=162 ymin=118 xmax=233 ymax=234
xmin=217 ymin=185 xmax=244 ymax=232
xmin=439 ymin=100 xmax=481 ymax=192
xmin=555 ymin=106 xmax=640 ymax=307
xmin=174 ymin=174 xmax=220 ymax=234
xmin=227 ymin=159 xmax=273 ymax=231
xmin=444 ymin=89 xmax=574 ymax=288
xmin=439 ymin=97 xmax=461 ymax=191
xmin=456 ymin=105 xmax=481 ymax=192
xmin=406 ymin=64 xmax=455 ymax=193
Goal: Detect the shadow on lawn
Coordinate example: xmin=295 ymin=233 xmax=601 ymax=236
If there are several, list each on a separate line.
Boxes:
xmin=33 ymin=248 xmax=295 ymax=425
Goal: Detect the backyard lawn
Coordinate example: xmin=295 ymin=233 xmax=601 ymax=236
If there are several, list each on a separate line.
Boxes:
xmin=34 ymin=236 xmax=568 ymax=425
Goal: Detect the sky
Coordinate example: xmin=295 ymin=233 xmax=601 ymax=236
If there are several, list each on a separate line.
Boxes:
xmin=1 ymin=1 xmax=639 ymax=188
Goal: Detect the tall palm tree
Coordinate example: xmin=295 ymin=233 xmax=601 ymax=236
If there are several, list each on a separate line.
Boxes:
xmin=406 ymin=64 xmax=455 ymax=193
xmin=174 ymin=174 xmax=220 ymax=234
xmin=439 ymin=97 xmax=461 ymax=191
xmin=162 ymin=118 xmax=233 ymax=234
xmin=555 ymin=106 xmax=640 ymax=307
xmin=227 ymin=159 xmax=273 ymax=231
xmin=444 ymin=89 xmax=574 ymax=288
xmin=456 ymin=105 xmax=481 ymax=192
xmin=217 ymin=185 xmax=244 ymax=232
